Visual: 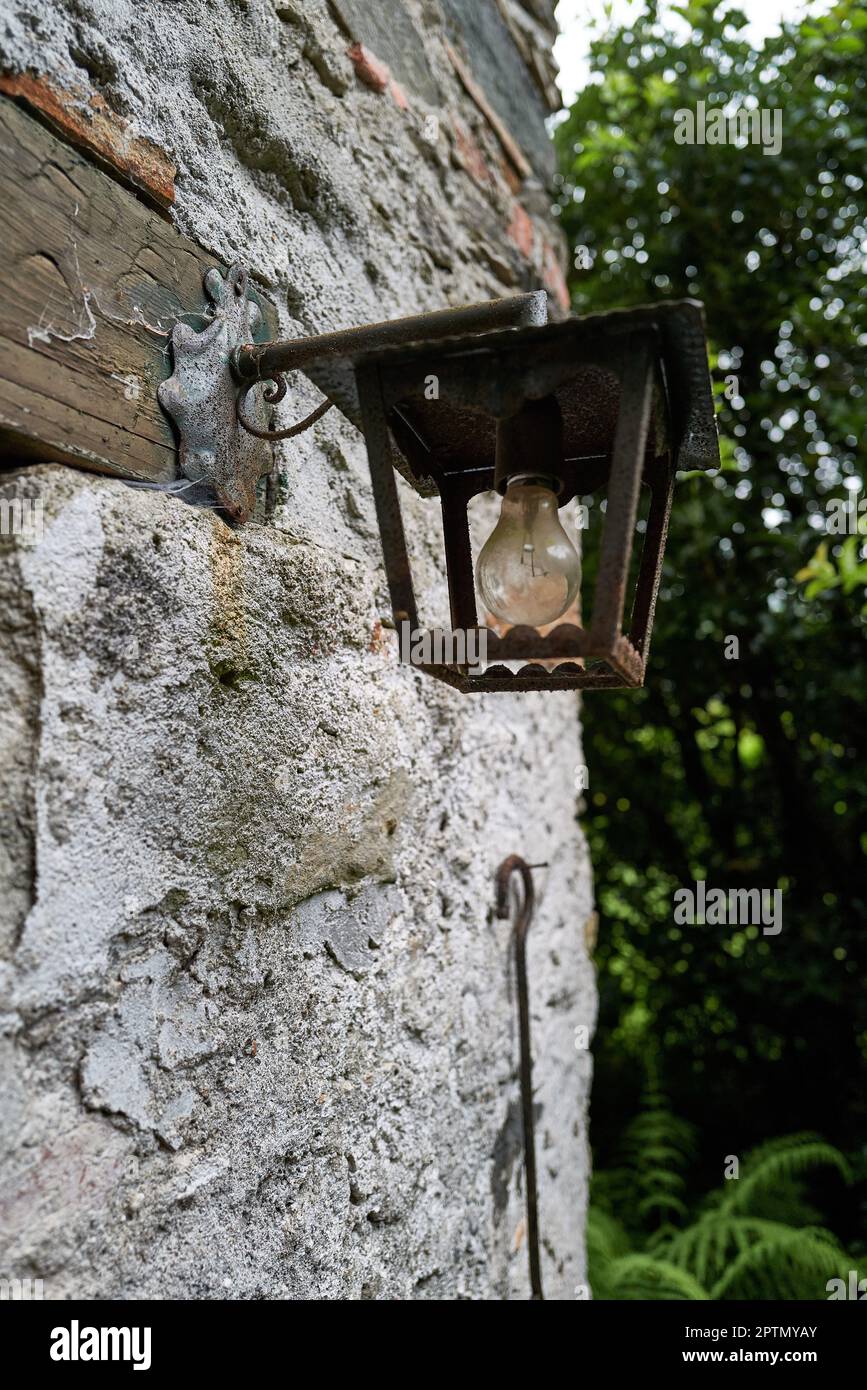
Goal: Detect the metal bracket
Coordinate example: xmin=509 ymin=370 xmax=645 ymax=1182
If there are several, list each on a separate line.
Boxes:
xmin=158 ymin=262 xmax=271 ymax=523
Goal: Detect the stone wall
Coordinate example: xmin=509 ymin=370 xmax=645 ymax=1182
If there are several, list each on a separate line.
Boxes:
xmin=0 ymin=0 xmax=595 ymax=1300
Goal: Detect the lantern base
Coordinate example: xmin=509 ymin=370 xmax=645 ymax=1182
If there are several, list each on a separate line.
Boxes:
xmin=409 ymin=623 xmax=646 ymax=692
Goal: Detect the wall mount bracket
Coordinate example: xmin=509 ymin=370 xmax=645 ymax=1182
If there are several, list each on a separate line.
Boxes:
xmin=157 ymin=262 xmax=273 ymax=523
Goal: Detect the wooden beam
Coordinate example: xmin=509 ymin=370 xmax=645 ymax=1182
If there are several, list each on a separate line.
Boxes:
xmin=0 ymin=97 xmax=276 ymax=485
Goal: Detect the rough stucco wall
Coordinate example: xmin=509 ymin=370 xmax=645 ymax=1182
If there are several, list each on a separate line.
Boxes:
xmin=0 ymin=0 xmax=595 ymax=1299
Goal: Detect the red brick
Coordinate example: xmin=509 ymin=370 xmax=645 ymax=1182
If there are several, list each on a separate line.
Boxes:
xmin=541 ymin=238 xmax=571 ymax=313
xmin=0 ymin=71 xmax=175 ymax=210
xmin=501 ymin=157 xmax=524 ymax=195
xmin=451 ymin=115 xmax=491 ymax=186
xmin=346 ymin=44 xmax=409 ymax=112
xmin=347 ymin=43 xmax=390 ymax=94
xmin=506 ymin=201 xmax=535 ymax=260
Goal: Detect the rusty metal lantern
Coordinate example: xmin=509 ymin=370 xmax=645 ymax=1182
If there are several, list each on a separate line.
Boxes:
xmin=161 ymin=268 xmax=717 ymax=692
xmin=346 ymin=298 xmax=718 ymax=692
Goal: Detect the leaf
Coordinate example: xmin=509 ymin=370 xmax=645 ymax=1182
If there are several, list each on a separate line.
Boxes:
xmin=831 ymin=35 xmax=864 ymax=55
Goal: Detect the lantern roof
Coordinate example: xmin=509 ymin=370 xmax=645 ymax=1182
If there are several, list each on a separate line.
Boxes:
xmin=322 ymin=298 xmax=720 ymax=500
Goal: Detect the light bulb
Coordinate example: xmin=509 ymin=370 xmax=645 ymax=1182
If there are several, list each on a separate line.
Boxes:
xmin=476 ymin=476 xmax=581 ymax=626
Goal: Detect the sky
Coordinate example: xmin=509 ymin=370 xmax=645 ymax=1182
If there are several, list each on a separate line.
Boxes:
xmin=553 ymin=0 xmax=831 ymax=106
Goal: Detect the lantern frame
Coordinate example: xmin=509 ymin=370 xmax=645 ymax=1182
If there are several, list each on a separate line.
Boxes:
xmin=351 ymin=299 xmax=718 ymax=692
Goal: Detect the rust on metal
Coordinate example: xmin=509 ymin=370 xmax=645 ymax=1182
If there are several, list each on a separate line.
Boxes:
xmin=587 ymin=336 xmax=655 ymax=656
xmin=232 ymin=291 xmax=547 ymax=384
xmin=356 ymin=361 xmax=419 ymax=630
xmin=496 ymin=854 xmax=543 ymax=1301
xmin=628 ymin=461 xmax=675 ymax=661
xmin=236 ymin=376 xmax=333 ymax=441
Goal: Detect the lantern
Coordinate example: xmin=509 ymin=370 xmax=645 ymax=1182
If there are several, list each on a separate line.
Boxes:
xmin=348 ymin=298 xmax=718 ymax=690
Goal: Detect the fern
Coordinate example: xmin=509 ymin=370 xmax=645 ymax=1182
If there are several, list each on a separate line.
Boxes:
xmin=722 ymin=1135 xmax=852 ymax=1217
xmin=585 ymin=1207 xmax=633 ymax=1299
xmin=589 ymin=1094 xmax=858 ymax=1301
xmin=710 ymin=1227 xmax=850 ymax=1301
xmin=665 ymin=1215 xmax=843 ymax=1294
xmin=600 ymin=1253 xmax=710 ymax=1301
xmin=602 ymin=1081 xmax=696 ymax=1239
xmin=636 ymin=1190 xmax=690 ymax=1225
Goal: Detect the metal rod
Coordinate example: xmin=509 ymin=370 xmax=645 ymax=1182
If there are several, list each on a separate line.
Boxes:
xmin=356 ymin=362 xmax=419 ymax=630
xmin=495 ymin=854 xmax=543 ymax=1301
xmin=440 ymin=479 xmax=479 ymax=633
xmin=627 ymin=457 xmax=675 ymax=659
xmin=237 ymin=385 xmax=333 ymax=441
xmin=589 ymin=335 xmax=655 ymax=653
xmin=232 ymin=292 xmax=548 ymax=384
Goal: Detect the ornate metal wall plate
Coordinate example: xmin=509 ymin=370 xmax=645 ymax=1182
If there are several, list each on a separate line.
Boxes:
xmin=158 ymin=263 xmax=271 ymax=523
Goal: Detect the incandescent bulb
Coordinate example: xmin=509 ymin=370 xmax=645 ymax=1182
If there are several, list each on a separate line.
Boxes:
xmin=476 ymin=476 xmax=581 ymax=626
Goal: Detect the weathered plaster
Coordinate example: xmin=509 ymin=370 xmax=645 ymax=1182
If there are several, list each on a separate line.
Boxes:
xmin=0 ymin=0 xmax=594 ymax=1300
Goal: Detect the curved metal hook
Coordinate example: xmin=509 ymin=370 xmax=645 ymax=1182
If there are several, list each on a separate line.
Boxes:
xmin=496 ymin=854 xmax=543 ymax=1301
xmin=496 ymin=855 xmax=535 ymax=944
xmin=237 ymin=373 xmax=333 ymax=441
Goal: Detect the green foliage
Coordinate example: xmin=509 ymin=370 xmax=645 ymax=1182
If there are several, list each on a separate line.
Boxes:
xmin=796 ymin=536 xmax=867 ymax=600
xmin=590 ymin=1093 xmax=861 ymax=1299
xmin=724 ymin=1132 xmax=852 ymax=1216
xmin=710 ymin=1228 xmax=846 ymax=1300
xmin=553 ymin=0 xmax=867 ymax=1213
xmin=590 ymin=1234 xmax=712 ymax=1300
